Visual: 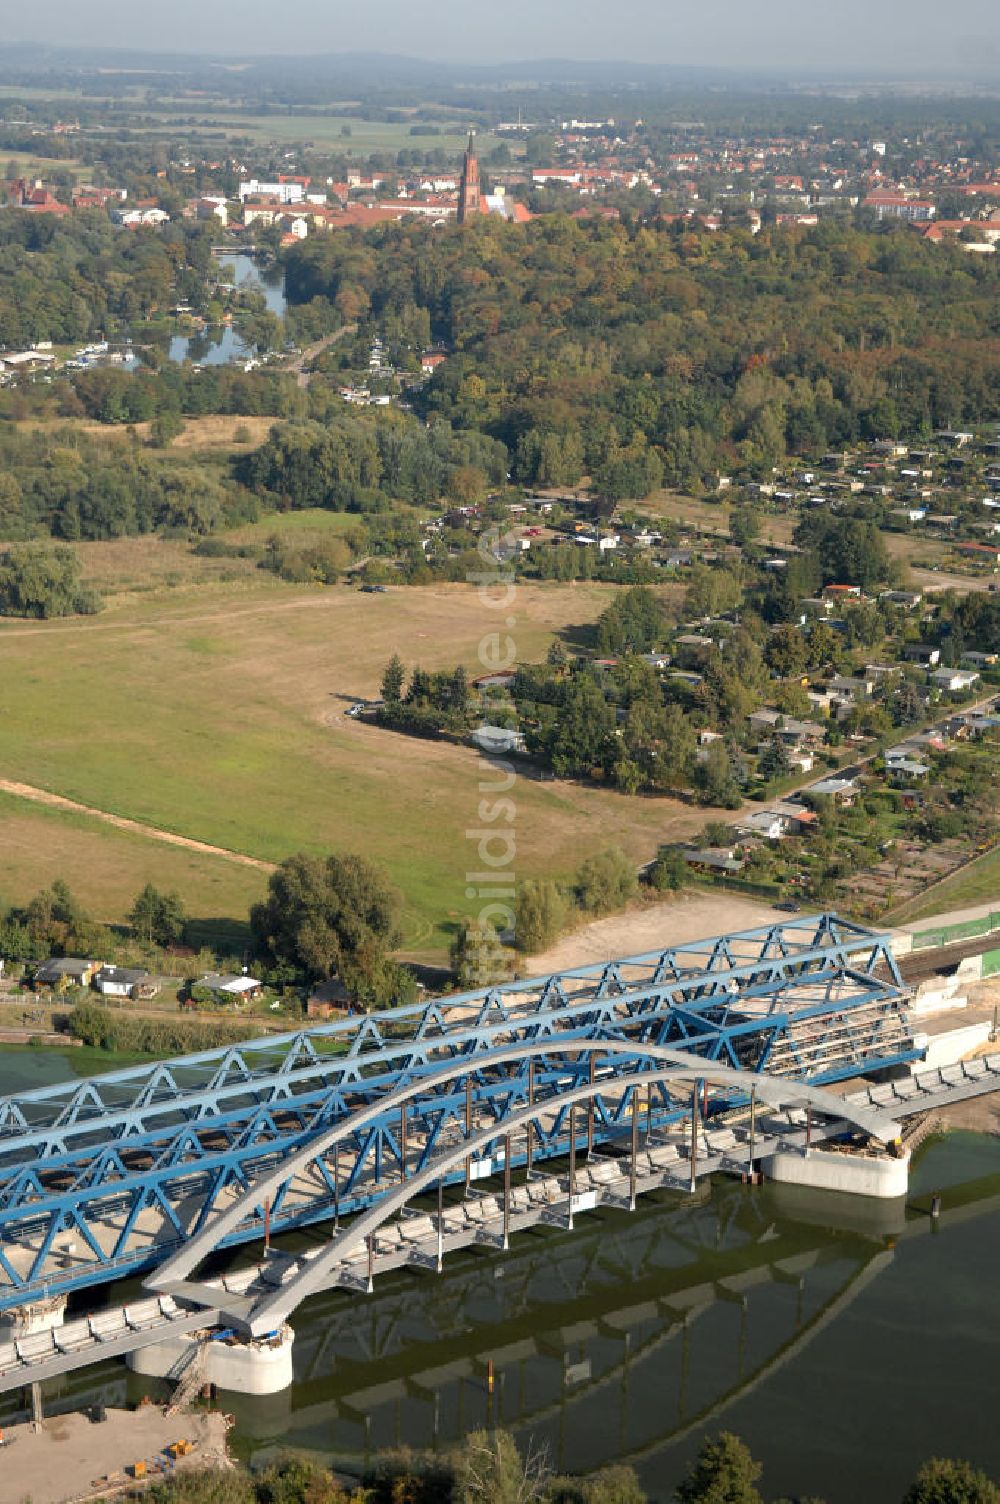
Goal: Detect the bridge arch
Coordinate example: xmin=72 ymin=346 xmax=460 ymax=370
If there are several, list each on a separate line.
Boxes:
xmin=150 ymin=1037 xmax=900 ymax=1321
xmin=235 ymin=1053 xmax=899 ymax=1335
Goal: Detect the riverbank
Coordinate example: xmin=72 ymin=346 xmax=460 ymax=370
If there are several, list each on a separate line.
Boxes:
xmin=0 ymin=1405 xmax=232 ymax=1504
xmin=0 ymin=1030 xmax=81 ymax=1047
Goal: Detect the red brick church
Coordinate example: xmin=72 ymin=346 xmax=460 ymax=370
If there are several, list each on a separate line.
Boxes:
xmin=457 ymin=132 xmax=481 ymax=224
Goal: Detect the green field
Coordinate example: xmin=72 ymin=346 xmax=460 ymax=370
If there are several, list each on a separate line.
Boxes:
xmin=0 ymin=577 xmax=696 ymax=959
xmin=118 ymin=111 xmax=500 ymax=158
xmin=0 ymin=148 xmax=87 ymax=181
xmin=227 ymin=508 xmax=364 ymax=543
xmin=890 ymin=846 xmax=1000 ymax=925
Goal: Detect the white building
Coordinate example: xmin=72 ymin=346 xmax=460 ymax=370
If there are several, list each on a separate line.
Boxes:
xmin=115 ymin=207 xmax=170 ymax=227
xmin=239 ymin=180 xmax=304 ymax=204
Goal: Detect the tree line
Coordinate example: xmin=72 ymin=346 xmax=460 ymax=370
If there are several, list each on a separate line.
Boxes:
xmin=283 ymin=215 xmax=1000 ymax=492
xmin=147 ymin=1429 xmax=999 ymax=1504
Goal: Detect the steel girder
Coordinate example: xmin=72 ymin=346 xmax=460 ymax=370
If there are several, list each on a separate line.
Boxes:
xmin=0 ymin=914 xmax=912 ymax=1310
xmin=0 ymin=913 xmax=898 ymax=1146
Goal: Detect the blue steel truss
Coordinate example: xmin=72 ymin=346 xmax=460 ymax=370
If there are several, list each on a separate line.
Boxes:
xmin=0 ymin=913 xmax=913 ymax=1311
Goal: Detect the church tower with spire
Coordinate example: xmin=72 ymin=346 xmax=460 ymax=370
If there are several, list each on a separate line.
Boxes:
xmin=457 ymin=132 xmax=480 ymax=224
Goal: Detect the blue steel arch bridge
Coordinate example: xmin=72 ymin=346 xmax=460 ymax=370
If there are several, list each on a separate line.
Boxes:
xmin=0 ymin=911 xmax=915 ymax=1325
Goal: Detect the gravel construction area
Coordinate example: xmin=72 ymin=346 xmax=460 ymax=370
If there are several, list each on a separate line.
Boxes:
xmin=0 ymin=1405 xmax=231 ymax=1504
xmin=525 ymin=891 xmax=785 ymax=974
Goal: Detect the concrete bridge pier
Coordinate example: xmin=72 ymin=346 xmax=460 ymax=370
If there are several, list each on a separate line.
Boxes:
xmin=127 ymin=1324 xmax=295 ymax=1397
xmin=762 ymin=1146 xmax=909 ymax=1199
xmin=0 ymin=1295 xmax=67 ymax=1341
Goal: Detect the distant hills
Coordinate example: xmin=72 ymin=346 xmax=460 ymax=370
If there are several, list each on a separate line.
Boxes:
xmin=1 ymin=44 xmax=995 ymax=92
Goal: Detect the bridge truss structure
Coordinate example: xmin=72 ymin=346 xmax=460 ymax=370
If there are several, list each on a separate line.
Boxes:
xmin=0 ymin=912 xmax=914 ymax=1315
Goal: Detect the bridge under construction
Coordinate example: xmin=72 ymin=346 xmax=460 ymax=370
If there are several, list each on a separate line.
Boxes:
xmin=0 ymin=911 xmax=993 ymax=1397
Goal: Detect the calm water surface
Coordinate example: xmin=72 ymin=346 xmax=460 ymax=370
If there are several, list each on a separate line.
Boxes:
xmin=1 ymin=1045 xmax=998 ymax=1502
xmin=168 ymin=252 xmax=286 ymax=366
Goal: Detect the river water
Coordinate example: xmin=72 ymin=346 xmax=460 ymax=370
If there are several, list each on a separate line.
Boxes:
xmin=2 ymin=1047 xmax=999 ymax=1502
xmin=167 ymin=252 xmax=287 ymax=367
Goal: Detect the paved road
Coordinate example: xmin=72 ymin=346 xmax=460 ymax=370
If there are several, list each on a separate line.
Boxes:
xmin=898 ymin=898 xmax=1000 ymax=935
xmin=289 ymin=323 xmax=357 ymax=387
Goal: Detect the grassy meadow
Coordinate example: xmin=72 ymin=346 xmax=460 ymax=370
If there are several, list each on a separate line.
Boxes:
xmin=889 ymin=846 xmax=1000 ymax=925
xmin=0 ymin=788 xmax=266 ymax=934
xmin=0 ymin=576 xmax=695 ymax=958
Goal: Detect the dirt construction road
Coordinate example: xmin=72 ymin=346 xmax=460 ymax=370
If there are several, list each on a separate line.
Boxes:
xmin=525 ymin=891 xmax=786 ymax=974
xmin=0 ymin=1406 xmax=231 ymax=1504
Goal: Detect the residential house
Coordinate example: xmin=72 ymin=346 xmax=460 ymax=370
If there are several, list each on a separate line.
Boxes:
xmin=806 ymin=689 xmax=837 ymax=718
xmin=674 ymin=633 xmax=716 ymax=664
xmin=829 ymin=675 xmax=874 ymax=700
xmin=748 ymin=709 xmax=825 ymax=745
xmin=956 ymin=542 xmax=1000 ymax=566
xmin=800 ymin=597 xmax=835 ymax=618
xmin=904 ymin=644 xmax=941 ymax=667
xmin=194 ymin=197 xmax=228 ymax=225
xmin=683 ymin=846 xmax=746 ymax=873
xmin=879 ymin=590 xmax=924 ymax=610
xmin=471 ymin=725 xmax=527 ymax=756
xmin=924 ymin=514 xmax=959 ymax=530
xmin=306 ymin=977 xmax=354 ymax=1020
xmin=197 ymin=972 xmax=263 ymax=1003
xmin=887 ymin=758 xmax=931 ymax=784
xmin=33 ymin=958 xmax=101 ymax=990
xmin=888 ymin=730 xmax=947 ymax=757
xmin=93 ymin=965 xmax=154 ymax=1000
xmin=929 ymin=667 xmax=980 ymax=692
xmin=737 ymin=803 xmax=817 ymax=841
xmin=963 ymin=714 xmax=1000 ymax=737
xmin=805 ymin=775 xmax=858 ymax=804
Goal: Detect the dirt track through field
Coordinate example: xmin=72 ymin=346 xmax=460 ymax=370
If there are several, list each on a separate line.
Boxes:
xmin=0 ymin=778 xmax=275 ymax=872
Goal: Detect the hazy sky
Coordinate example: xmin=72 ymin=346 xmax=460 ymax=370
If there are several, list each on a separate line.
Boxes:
xmin=8 ymin=0 xmax=1000 ymax=75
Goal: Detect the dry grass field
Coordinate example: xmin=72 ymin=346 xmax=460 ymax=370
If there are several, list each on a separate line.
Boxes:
xmin=0 ymin=577 xmax=696 ymax=957
xmin=640 ymin=491 xmax=797 ymax=547
xmin=22 ymin=414 xmax=276 ymax=453
xmin=152 ymin=415 xmax=278 ymax=452
xmin=73 ymin=534 xmax=261 ymax=595
xmin=0 ymin=789 xmax=266 ymax=932
xmin=71 ymin=511 xmax=368 ymax=597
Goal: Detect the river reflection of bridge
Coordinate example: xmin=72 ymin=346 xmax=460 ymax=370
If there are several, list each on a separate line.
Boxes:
xmin=210 ymin=1179 xmax=901 ymax=1477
